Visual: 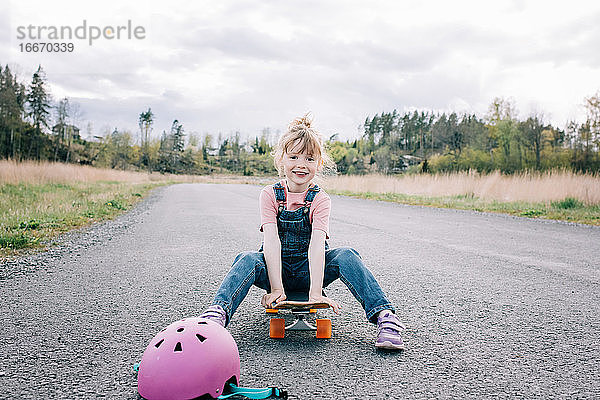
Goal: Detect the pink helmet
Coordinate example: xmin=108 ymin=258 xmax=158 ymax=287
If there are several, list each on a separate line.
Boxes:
xmin=137 ymin=317 xmax=240 ymax=400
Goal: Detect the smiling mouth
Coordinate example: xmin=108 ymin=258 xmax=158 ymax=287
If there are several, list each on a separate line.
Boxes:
xmin=293 ymin=171 xmax=308 ymax=176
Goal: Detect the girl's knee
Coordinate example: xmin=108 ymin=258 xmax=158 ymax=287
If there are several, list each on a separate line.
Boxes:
xmin=233 ymin=251 xmax=264 ymax=269
xmin=331 ymin=246 xmax=362 ymax=263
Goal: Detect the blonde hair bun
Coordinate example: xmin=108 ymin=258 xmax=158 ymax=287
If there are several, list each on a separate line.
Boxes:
xmin=289 ymin=113 xmax=313 ymax=130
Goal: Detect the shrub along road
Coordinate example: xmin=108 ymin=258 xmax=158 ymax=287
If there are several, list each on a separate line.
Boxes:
xmin=1 ymin=183 xmax=598 ymax=399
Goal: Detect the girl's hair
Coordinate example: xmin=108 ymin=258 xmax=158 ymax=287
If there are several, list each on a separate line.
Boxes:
xmin=272 ymin=113 xmax=337 ymax=178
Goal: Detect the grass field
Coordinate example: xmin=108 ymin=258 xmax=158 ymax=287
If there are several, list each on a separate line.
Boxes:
xmin=322 ymin=171 xmax=600 ymax=225
xmin=2 ymin=160 xmax=599 ymax=258
xmin=0 ymin=181 xmax=155 ymax=255
xmin=0 ymin=160 xmax=270 ymax=258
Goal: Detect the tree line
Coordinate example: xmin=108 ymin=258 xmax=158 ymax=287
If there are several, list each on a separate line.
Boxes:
xmin=0 ymin=64 xmax=276 ymax=175
xmin=1 ymin=63 xmax=599 ymax=175
xmin=103 ymin=109 xmax=276 ymax=175
xmin=354 ymin=96 xmax=600 ymax=174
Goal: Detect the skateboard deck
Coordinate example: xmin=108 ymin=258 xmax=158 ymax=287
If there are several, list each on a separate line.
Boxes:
xmin=265 ymin=292 xmax=332 ymax=339
xmin=272 ymin=301 xmax=330 ymax=310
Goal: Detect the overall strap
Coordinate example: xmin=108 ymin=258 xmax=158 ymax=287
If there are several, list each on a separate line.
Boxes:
xmin=302 ymin=184 xmax=320 ymax=214
xmin=273 ymin=182 xmax=286 ymax=214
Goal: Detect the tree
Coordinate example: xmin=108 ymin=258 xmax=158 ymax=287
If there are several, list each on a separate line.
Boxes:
xmin=138 ymin=108 xmax=154 ymax=171
xmin=53 ymin=97 xmax=69 ymax=161
xmin=486 ymin=97 xmax=517 ymax=124
xmin=0 ymin=65 xmax=27 ymax=159
xmin=431 ymin=112 xmax=462 ymax=155
xmin=171 ymin=119 xmax=185 ymax=153
xmin=447 ymin=113 xmax=464 ymax=155
xmin=570 ymin=121 xmax=593 ymax=171
xmin=202 ymin=134 xmax=214 ymax=161
xmin=157 ymin=119 xmax=186 ymax=173
xmin=431 ymin=113 xmax=449 ymax=151
xmin=584 ymin=92 xmax=600 ymax=166
xmin=520 ymin=114 xmax=545 ymax=170
xmin=105 ymin=128 xmax=134 ymax=169
xmin=379 ymin=110 xmax=398 ymax=147
xmin=363 ymin=115 xmax=378 ymax=153
xmin=546 ymin=126 xmax=564 ymax=152
xmin=496 ymin=119 xmax=521 ymax=172
xmin=459 ymin=114 xmax=487 ymax=151
xmin=187 ymin=132 xmax=199 ymax=150
xmin=373 ymin=145 xmax=392 ymax=173
xmin=251 ymin=130 xmax=271 ymax=155
xmin=485 ymin=97 xmax=517 ymax=168
xmin=65 ymin=101 xmax=83 ymax=163
xmin=26 ymin=65 xmax=51 ymax=159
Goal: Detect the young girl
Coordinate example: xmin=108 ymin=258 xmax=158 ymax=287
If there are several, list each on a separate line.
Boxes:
xmin=200 ymin=114 xmax=405 ymax=350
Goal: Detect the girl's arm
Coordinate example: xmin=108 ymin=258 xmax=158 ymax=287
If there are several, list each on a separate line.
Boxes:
xmin=307 ymin=229 xmax=326 ymax=298
xmin=308 ymin=229 xmax=340 ymax=313
xmin=261 ymin=223 xmax=286 ymax=307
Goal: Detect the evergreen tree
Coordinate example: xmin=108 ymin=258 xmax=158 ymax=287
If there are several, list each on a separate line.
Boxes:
xmin=0 ymin=66 xmax=28 ymax=159
xmin=138 ymin=108 xmax=154 ymax=171
xmin=26 ymin=65 xmax=51 ymax=159
xmin=171 ymin=119 xmax=185 ymax=152
xmin=447 ymin=113 xmax=463 ymax=155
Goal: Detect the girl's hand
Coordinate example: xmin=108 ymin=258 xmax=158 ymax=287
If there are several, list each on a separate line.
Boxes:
xmin=261 ymin=289 xmax=286 ymax=308
xmin=309 ymin=294 xmax=341 ymax=315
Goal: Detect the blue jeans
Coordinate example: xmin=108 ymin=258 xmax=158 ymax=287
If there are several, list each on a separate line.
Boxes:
xmin=212 ymin=246 xmax=395 ymax=326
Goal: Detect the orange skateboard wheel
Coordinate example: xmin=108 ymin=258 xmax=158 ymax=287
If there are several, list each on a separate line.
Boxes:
xmin=269 ymin=318 xmax=285 ymax=338
xmin=316 ymin=319 xmax=332 ymax=339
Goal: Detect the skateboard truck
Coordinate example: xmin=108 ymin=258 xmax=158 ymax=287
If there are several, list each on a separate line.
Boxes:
xmin=286 ymin=308 xmax=317 ymax=331
xmin=266 ymin=292 xmax=332 ymax=339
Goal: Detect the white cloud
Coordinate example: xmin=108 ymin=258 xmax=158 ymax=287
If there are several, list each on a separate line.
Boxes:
xmin=2 ymin=0 xmax=600 ymax=141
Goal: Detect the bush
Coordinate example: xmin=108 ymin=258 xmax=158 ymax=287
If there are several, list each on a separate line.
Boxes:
xmin=551 ymin=197 xmax=583 ymax=209
xmin=428 ymin=153 xmax=455 ymax=173
xmin=0 ymin=232 xmax=37 ymax=249
xmin=19 ymin=219 xmax=41 ymax=230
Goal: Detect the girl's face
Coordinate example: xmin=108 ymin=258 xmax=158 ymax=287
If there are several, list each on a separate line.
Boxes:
xmin=281 ymin=140 xmax=320 ymax=192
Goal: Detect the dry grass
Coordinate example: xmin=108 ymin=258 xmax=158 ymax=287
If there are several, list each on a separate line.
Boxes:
xmin=0 ymin=160 xmax=278 ymax=257
xmin=2 ymin=160 xmax=598 ymax=206
xmin=0 ymin=159 xmax=149 ymax=184
xmin=322 ymin=170 xmax=600 ymax=205
xmin=0 ymin=159 xmax=273 ymax=185
xmin=2 ymin=161 xmax=599 ymax=258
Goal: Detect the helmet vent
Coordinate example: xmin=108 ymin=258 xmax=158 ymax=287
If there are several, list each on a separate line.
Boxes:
xmin=196 ymin=334 xmax=207 ymax=343
xmin=177 ymin=327 xmax=184 ymax=332
xmin=154 ymin=339 xmax=164 ymax=348
xmin=198 ymin=321 xmax=207 ymax=325
xmin=174 ymin=342 xmax=183 ymax=352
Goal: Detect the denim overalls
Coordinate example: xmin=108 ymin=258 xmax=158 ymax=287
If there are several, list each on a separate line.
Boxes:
xmin=212 ymin=182 xmax=394 ymax=326
xmin=270 ymin=182 xmax=330 ymax=291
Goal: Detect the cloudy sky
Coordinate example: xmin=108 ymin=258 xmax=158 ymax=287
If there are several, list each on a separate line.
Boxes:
xmin=1 ymin=0 xmax=599 ymax=143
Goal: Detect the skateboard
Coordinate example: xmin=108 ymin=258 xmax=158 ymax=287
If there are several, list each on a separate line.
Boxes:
xmin=265 ymin=292 xmax=332 ymax=339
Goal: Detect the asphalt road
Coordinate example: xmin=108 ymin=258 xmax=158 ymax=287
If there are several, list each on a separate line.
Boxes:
xmin=1 ymin=183 xmax=599 ymax=399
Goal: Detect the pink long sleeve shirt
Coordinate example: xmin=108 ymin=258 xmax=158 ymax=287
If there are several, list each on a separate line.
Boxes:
xmin=259 ymin=180 xmax=331 ymax=238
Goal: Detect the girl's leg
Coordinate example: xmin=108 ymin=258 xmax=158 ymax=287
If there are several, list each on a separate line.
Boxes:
xmin=212 ymin=251 xmax=270 ymax=325
xmin=324 ymin=246 xmax=395 ymax=323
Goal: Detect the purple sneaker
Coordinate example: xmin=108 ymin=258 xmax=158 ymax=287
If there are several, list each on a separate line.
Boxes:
xmin=375 ymin=310 xmax=405 ymax=350
xmin=199 ymin=305 xmax=227 ymax=327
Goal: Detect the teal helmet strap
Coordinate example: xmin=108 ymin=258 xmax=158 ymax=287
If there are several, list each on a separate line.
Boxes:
xmin=218 ymin=383 xmax=288 ymax=399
